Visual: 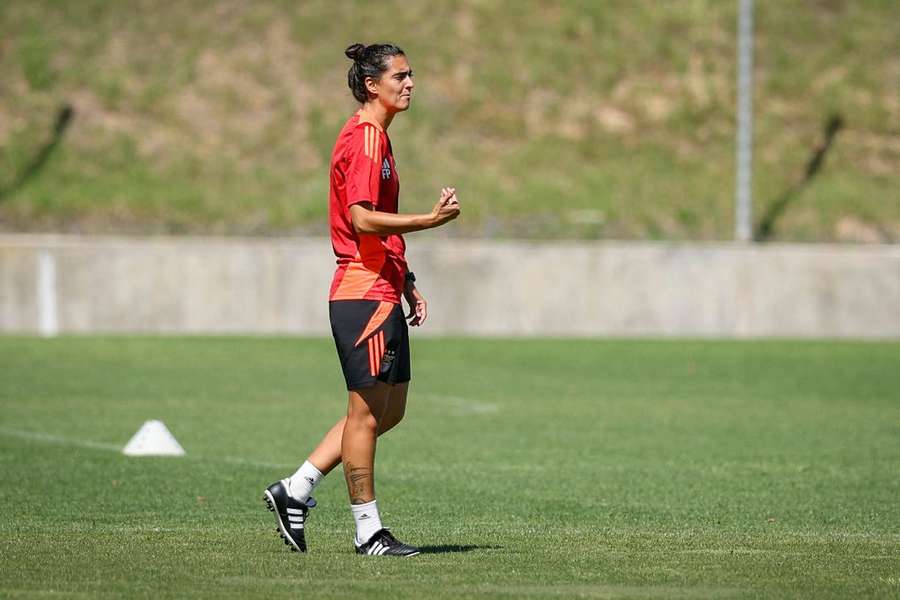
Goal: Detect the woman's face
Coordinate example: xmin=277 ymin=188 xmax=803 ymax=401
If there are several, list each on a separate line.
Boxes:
xmin=367 ymin=54 xmax=414 ymax=113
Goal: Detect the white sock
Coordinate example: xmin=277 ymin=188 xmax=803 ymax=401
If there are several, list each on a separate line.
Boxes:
xmin=351 ymin=499 xmax=383 ymax=546
xmin=287 ymin=460 xmax=324 ymax=503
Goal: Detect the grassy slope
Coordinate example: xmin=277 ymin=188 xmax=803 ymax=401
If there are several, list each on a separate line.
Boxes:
xmin=1 ymin=1 xmax=898 ymax=241
xmin=1 ymin=337 xmax=898 ymax=599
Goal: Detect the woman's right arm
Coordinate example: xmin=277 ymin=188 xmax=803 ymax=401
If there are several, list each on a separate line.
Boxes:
xmin=350 ymin=188 xmax=460 ymax=235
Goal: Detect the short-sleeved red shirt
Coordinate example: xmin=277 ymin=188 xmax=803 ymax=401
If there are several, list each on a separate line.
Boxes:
xmin=328 ymin=111 xmax=407 ymax=304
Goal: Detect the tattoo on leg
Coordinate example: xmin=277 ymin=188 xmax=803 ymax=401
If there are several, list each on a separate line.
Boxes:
xmin=344 ymin=462 xmax=374 ymax=505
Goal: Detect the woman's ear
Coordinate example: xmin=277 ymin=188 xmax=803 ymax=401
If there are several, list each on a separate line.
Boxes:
xmin=364 ymin=76 xmax=379 ymax=98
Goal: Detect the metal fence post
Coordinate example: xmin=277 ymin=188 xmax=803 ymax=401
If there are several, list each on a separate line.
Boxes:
xmin=735 ymin=0 xmax=754 ymax=242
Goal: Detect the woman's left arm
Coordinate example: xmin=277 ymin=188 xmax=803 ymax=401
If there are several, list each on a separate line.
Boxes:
xmin=403 ymin=279 xmax=428 ymax=326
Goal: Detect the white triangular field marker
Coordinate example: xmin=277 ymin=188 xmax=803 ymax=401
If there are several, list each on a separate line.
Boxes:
xmin=122 ymin=420 xmax=185 ymax=456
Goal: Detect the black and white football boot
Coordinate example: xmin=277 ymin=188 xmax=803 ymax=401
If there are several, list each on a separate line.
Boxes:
xmin=263 ymin=479 xmax=316 ymax=553
xmin=355 ymin=528 xmax=420 ymax=557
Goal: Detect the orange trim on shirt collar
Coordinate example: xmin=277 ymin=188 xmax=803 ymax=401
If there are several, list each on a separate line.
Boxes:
xmin=356 ymin=109 xmax=385 ymax=132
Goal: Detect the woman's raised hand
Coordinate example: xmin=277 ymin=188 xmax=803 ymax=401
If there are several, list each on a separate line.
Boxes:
xmin=430 ymin=186 xmax=461 ymax=227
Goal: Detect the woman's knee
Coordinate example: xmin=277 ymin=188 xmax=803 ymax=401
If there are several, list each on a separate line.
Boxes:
xmin=346 ymin=384 xmax=390 ymax=433
xmin=346 ymin=404 xmax=379 ymax=433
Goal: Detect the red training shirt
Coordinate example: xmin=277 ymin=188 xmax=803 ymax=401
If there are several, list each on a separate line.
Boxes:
xmin=328 ymin=110 xmax=407 ymax=304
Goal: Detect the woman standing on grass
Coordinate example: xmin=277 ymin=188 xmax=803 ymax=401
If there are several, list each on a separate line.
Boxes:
xmin=264 ymin=42 xmax=460 ymax=556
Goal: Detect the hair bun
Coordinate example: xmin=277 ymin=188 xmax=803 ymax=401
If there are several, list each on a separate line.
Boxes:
xmin=345 ymin=43 xmax=366 ymax=61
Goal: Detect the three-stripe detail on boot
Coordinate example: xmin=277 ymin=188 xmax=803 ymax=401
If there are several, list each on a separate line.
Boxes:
xmin=366 ymin=541 xmax=390 ymax=555
xmin=286 ymin=507 xmax=305 ymax=530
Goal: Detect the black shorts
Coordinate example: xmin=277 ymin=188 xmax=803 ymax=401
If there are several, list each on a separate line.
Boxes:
xmin=329 ymin=300 xmax=411 ymax=390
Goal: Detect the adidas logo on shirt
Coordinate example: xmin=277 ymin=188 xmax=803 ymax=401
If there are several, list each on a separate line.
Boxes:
xmin=381 ymin=157 xmax=391 ymax=180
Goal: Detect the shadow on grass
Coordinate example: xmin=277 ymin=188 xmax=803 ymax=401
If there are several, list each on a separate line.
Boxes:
xmin=418 ymin=544 xmax=501 ymax=554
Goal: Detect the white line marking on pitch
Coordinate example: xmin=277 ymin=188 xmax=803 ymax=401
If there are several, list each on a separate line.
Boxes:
xmin=0 ymin=426 xmax=120 ymax=451
xmin=0 ymin=426 xmax=292 ymax=470
xmin=424 ymin=394 xmax=500 ymax=415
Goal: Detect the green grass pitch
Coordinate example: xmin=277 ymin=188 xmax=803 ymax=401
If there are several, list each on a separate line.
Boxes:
xmin=1 ymin=337 xmax=898 ymax=599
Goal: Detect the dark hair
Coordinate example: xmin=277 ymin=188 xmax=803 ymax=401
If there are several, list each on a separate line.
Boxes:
xmin=345 ymin=42 xmax=405 ymax=103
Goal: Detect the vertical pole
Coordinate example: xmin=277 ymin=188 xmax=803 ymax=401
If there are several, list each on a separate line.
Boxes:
xmin=735 ymin=0 xmax=754 ymax=242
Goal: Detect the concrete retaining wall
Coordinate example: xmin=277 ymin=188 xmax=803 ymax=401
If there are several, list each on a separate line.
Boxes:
xmin=1 ymin=235 xmax=898 ymax=338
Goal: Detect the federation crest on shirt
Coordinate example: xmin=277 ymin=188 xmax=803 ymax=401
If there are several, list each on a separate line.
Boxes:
xmin=381 ymin=157 xmax=391 ymax=180
xmin=380 ymin=348 xmax=396 ymax=374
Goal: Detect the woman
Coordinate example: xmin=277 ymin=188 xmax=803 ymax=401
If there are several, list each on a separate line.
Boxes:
xmin=264 ymin=42 xmax=460 ymax=557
